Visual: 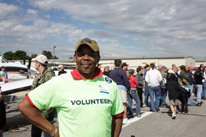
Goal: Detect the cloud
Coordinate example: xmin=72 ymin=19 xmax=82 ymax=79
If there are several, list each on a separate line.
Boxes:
xmin=1 ymin=0 xmax=206 ymax=60
xmin=0 ymin=3 xmax=19 ymax=19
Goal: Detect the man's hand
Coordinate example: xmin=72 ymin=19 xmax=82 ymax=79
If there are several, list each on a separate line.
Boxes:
xmin=50 ymin=126 xmax=59 ymax=137
xmin=18 ymin=98 xmax=56 ymax=136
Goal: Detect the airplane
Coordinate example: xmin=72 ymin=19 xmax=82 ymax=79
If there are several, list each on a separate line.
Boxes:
xmin=0 ymin=56 xmax=31 ymax=80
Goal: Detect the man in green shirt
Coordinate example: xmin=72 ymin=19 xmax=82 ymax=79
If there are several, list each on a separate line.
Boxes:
xmin=19 ymin=38 xmax=124 ymax=137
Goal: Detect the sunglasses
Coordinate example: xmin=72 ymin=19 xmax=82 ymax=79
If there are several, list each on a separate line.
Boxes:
xmin=80 ymin=38 xmax=92 ymax=44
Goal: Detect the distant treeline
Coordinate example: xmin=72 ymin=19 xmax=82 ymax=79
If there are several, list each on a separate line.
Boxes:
xmin=3 ymin=50 xmax=58 ymax=60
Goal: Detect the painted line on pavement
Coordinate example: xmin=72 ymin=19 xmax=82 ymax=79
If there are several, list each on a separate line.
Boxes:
xmin=122 ymin=111 xmax=153 ymax=128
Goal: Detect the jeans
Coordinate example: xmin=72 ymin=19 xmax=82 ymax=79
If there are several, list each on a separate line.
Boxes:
xmin=202 ymin=82 xmax=206 ymax=98
xmin=137 ymin=87 xmax=143 ymax=107
xmin=144 ymin=83 xmax=149 ymax=106
xmin=148 ymin=85 xmax=160 ymax=111
xmin=196 ymin=84 xmax=203 ymax=103
xmin=187 ymin=84 xmax=197 ymax=106
xmin=31 ymin=109 xmax=56 ymax=137
xmin=188 ymin=84 xmax=194 ymax=102
xmin=160 ymin=86 xmax=167 ymax=106
xmin=128 ymin=89 xmax=141 ymax=115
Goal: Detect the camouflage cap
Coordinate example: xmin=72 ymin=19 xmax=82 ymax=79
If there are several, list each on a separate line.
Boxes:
xmin=75 ymin=38 xmax=99 ymax=52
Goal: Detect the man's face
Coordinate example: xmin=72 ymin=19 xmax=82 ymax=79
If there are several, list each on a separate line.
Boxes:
xmin=34 ymin=61 xmax=40 ymax=71
xmin=162 ymin=68 xmax=167 ymax=72
xmin=173 ymin=67 xmax=178 ymax=73
xmin=122 ymin=66 xmax=128 ymax=71
xmin=74 ymin=45 xmax=100 ymax=75
xmin=146 ymin=67 xmax=150 ymax=71
xmin=58 ymin=67 xmax=63 ymax=72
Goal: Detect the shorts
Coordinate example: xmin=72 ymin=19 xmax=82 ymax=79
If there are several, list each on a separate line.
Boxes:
xmin=169 ymin=99 xmax=178 ymax=106
xmin=118 ymin=85 xmax=127 ymax=103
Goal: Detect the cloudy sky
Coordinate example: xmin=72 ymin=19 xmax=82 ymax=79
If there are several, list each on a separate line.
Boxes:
xmin=0 ymin=0 xmax=206 ymax=60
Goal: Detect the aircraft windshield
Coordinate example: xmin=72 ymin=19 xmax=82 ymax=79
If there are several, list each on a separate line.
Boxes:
xmin=2 ymin=57 xmax=9 ymax=63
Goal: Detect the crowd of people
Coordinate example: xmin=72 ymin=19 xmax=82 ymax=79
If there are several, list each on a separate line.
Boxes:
xmin=0 ymin=38 xmax=206 ymax=137
xmin=103 ymin=62 xmax=206 ymax=121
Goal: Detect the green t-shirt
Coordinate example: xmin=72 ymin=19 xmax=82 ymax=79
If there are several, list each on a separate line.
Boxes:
xmin=28 ymin=69 xmax=124 ymax=137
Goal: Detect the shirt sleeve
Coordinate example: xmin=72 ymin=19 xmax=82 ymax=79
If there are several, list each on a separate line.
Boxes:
xmin=122 ymin=71 xmax=130 ymax=90
xmin=134 ymin=77 xmax=139 ymax=87
xmin=111 ymin=84 xmax=124 ymax=116
xmin=159 ymin=72 xmax=163 ymax=82
xmin=28 ymin=77 xmax=59 ymax=110
xmin=145 ymin=72 xmax=149 ymax=83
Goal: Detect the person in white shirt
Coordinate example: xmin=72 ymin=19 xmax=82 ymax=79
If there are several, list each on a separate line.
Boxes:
xmin=145 ymin=63 xmax=162 ymax=112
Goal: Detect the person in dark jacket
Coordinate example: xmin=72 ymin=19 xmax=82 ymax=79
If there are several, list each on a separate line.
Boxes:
xmin=167 ymin=65 xmax=180 ymax=119
xmin=179 ymin=80 xmax=191 ymax=114
xmin=187 ymin=67 xmax=196 ymax=106
xmin=0 ymin=90 xmax=6 ymax=137
xmin=109 ymin=59 xmax=130 ymax=124
xmin=136 ymin=66 xmax=144 ymax=107
xmin=58 ymin=65 xmax=67 ymax=76
xmin=194 ymin=65 xmax=204 ymax=106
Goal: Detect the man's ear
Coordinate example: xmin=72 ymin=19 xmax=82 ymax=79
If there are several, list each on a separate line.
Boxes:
xmin=74 ymin=54 xmax=77 ymax=63
xmin=96 ymin=55 xmax=100 ymax=65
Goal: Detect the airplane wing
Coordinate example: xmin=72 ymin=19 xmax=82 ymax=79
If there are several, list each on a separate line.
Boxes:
xmin=0 ymin=79 xmax=34 ymax=95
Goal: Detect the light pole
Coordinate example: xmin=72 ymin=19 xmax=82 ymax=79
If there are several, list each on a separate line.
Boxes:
xmin=53 ymin=46 xmax=56 ymax=66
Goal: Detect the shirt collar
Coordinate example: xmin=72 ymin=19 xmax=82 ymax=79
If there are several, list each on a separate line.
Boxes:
xmin=71 ymin=67 xmax=103 ymax=80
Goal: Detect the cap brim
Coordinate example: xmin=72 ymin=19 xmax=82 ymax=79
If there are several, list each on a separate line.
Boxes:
xmin=32 ymin=58 xmax=37 ymax=61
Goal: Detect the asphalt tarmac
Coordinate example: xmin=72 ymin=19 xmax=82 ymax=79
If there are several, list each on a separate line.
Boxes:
xmin=3 ymin=91 xmax=206 ymax=137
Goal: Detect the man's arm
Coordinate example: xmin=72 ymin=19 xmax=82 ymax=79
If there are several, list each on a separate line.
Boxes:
xmin=122 ymin=72 xmax=130 ymax=90
xmin=18 ymin=98 xmax=59 ymax=137
xmin=111 ymin=116 xmax=123 ymax=137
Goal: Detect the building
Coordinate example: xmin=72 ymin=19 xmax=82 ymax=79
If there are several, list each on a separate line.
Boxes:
xmin=99 ymin=56 xmax=196 ymax=70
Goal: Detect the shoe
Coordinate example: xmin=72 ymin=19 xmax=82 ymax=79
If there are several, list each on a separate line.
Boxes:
xmin=150 ymin=109 xmax=155 ymax=112
xmin=143 ymin=104 xmax=147 ymax=107
xmin=202 ymin=98 xmax=206 ymax=100
xmin=171 ymin=114 xmax=176 ymax=119
xmin=127 ymin=114 xmax=134 ymax=119
xmin=123 ymin=118 xmax=131 ymax=124
xmin=156 ymin=108 xmax=160 ymax=112
xmin=136 ymin=115 xmax=141 ymax=117
xmin=197 ymin=103 xmax=202 ymax=107
xmin=161 ymin=105 xmax=167 ymax=108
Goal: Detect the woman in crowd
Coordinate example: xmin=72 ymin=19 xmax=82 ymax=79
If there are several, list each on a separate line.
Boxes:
xmin=136 ymin=66 xmax=144 ymax=107
xmin=127 ymin=69 xmax=141 ymax=117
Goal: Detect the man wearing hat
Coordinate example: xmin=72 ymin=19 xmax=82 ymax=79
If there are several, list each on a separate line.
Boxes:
xmin=19 ymin=38 xmax=124 ymax=137
xmin=122 ymin=63 xmax=128 ymax=73
xmin=58 ymin=65 xmax=67 ymax=76
xmin=30 ymin=54 xmax=56 ymax=137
